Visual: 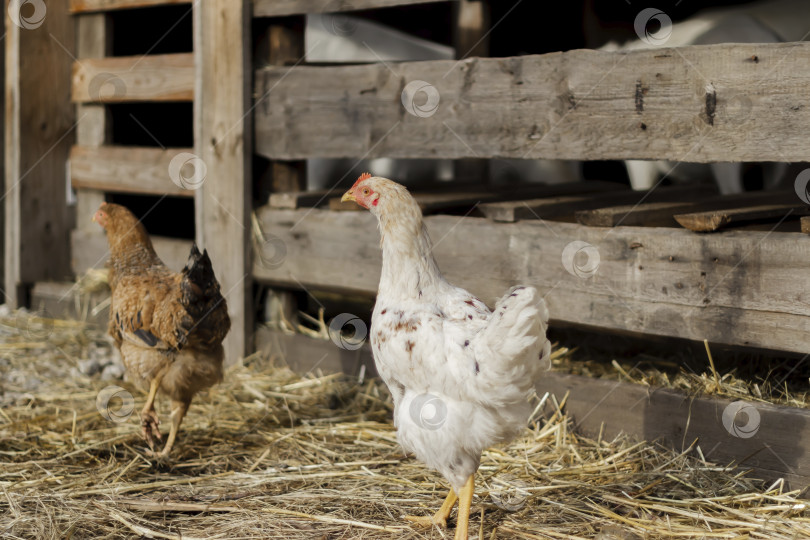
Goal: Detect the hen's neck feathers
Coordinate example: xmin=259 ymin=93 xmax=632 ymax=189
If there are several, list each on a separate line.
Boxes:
xmin=107 ymin=225 xmax=164 ymax=278
xmin=376 ymin=189 xmax=446 ymax=301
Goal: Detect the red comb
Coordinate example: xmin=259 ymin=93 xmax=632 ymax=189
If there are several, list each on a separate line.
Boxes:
xmin=351 ymin=172 xmax=373 ymax=189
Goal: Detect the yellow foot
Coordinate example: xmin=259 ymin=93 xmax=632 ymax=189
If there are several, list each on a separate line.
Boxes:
xmin=404 ymin=489 xmax=458 ymax=529
xmin=404 ymin=514 xmax=449 ymax=529
xmin=454 ymin=475 xmax=475 ymax=540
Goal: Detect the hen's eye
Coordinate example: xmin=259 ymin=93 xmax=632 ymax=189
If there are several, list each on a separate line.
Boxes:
xmin=362 ymin=188 xmax=370 ymax=196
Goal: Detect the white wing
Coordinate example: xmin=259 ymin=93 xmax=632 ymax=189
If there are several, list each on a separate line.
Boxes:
xmin=371 ymin=285 xmax=549 ymax=407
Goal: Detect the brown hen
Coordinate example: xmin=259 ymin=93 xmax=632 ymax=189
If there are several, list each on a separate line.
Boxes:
xmin=94 ymin=203 xmax=230 ymax=457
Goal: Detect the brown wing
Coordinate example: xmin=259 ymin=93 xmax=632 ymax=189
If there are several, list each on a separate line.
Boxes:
xmin=109 ymin=270 xmax=190 ymax=352
xmin=108 ymin=244 xmax=230 ymax=354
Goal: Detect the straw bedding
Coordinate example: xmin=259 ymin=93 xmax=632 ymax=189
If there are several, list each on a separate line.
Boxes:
xmin=1 ymin=309 xmax=809 ymax=539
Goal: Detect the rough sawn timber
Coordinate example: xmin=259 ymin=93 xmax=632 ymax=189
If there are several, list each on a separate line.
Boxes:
xmin=70 ymin=0 xmax=191 ymax=13
xmin=253 ymin=0 xmax=441 ymax=17
xmin=194 ymin=0 xmax=252 ymax=362
xmin=72 ymin=54 xmax=195 ymax=103
xmin=543 ymin=372 xmax=810 ymax=491
xmin=331 ymin=180 xmax=628 ymax=214
xmin=255 ymin=42 xmax=810 ymax=163
xmin=72 ymin=12 xmax=110 ymax=284
xmin=675 ymin=204 xmax=810 ymax=232
xmin=276 ymin=180 xmax=623 ymax=211
xmin=577 ymin=190 xmax=807 ymax=228
xmin=481 ymin=185 xmax=714 ymax=224
xmin=70 ymin=146 xmax=193 ymax=197
xmin=5 ymin=0 xmax=74 ymax=305
xmin=255 ymin=208 xmax=810 ymax=353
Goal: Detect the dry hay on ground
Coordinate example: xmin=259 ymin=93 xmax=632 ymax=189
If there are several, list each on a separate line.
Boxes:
xmin=1 ymin=311 xmax=809 ymax=539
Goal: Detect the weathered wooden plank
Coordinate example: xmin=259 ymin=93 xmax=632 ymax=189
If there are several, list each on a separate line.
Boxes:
xmin=70 ymin=145 xmax=194 ymax=197
xmin=543 ymin=372 xmax=810 ymax=491
xmin=5 ymin=0 xmax=74 ymax=305
xmin=70 ymin=0 xmax=191 ymax=13
xmin=451 ymin=0 xmax=490 ymax=185
xmin=72 ymin=53 xmax=194 ymax=103
xmin=253 ymin=0 xmax=443 ymax=18
xmin=271 ymin=184 xmax=628 ymax=212
xmin=260 ymin=19 xmax=308 ymax=332
xmin=76 ymin=104 xmax=109 ymax=147
xmin=269 ymin=190 xmax=332 ymax=209
xmin=261 ymin=22 xmax=308 ymax=194
xmin=75 ymin=13 xmax=110 ymax=148
xmin=802 ymin=216 xmax=810 ymax=235
xmin=330 ymin=189 xmax=442 ymax=212
xmin=0 ymin=0 xmax=5 ymax=293
xmin=71 ymin=228 xmax=193 ymax=275
xmin=675 ymin=204 xmax=810 ymax=232
xmin=31 ymin=281 xmax=109 ymax=326
xmin=75 ymin=191 xmax=107 ymax=275
xmin=576 ymin=201 xmax=699 ymax=228
xmin=74 ymin=14 xmax=110 ymax=247
xmin=481 ymin=185 xmax=713 ymax=223
xmin=453 ymin=0 xmax=489 ymax=60
xmin=76 ymin=190 xmax=106 ymax=234
xmin=255 ymin=327 xmax=810 ymax=489
xmin=76 ymin=104 xmax=110 ymax=147
xmin=195 ymin=0 xmax=252 ymax=363
xmin=73 ymin=13 xmax=110 ymax=255
xmin=255 ymin=43 xmax=810 ymax=162
xmin=330 ymin=180 xmax=628 ymax=214
xmin=270 ymin=161 xmax=307 ymax=192
xmin=577 ymin=190 xmax=804 ymax=228
xmin=254 ymin=208 xmax=810 ymax=353
xmin=256 ymin=326 xmax=375 ymax=378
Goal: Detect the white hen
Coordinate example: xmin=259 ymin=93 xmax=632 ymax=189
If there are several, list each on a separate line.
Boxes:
xmin=342 ymin=174 xmax=551 ymax=539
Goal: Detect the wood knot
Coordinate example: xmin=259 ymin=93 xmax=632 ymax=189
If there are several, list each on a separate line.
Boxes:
xmin=702 ymin=83 xmax=717 ymax=126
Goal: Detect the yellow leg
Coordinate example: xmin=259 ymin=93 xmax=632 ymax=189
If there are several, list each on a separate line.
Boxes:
xmin=140 ymin=369 xmax=167 ymax=450
xmin=454 ymin=475 xmax=474 ymax=540
xmin=156 ymin=400 xmax=189 ymax=458
xmin=405 ymin=489 xmax=458 ymax=528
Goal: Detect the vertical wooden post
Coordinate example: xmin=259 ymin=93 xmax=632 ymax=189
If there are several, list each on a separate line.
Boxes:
xmin=73 ymin=14 xmax=110 ymax=259
xmin=260 ymin=17 xmax=306 ymax=331
xmin=0 ymin=1 xmax=5 ymax=295
xmin=5 ymin=0 xmax=75 ymax=306
xmin=194 ymin=0 xmax=252 ymax=363
xmin=452 ymin=0 xmax=490 ymax=185
xmin=75 ymin=14 xmax=110 ymax=148
xmin=453 ymin=0 xmax=491 ymax=59
xmin=266 ymin=17 xmax=307 ymax=194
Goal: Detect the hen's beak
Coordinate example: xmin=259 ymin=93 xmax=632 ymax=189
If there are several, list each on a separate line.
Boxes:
xmin=341 ymin=190 xmax=356 ymax=203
